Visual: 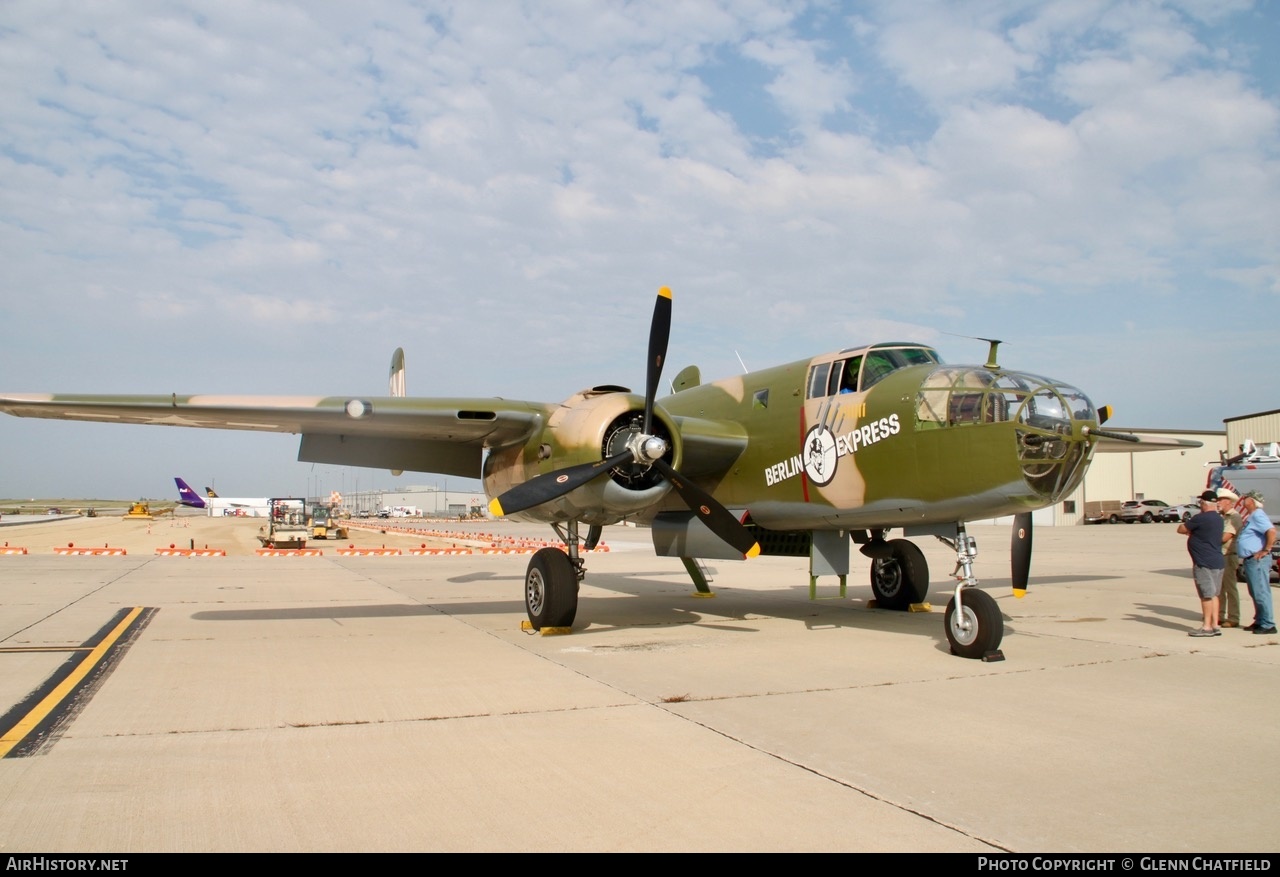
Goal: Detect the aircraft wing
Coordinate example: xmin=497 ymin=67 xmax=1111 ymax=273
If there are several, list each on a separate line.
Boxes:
xmin=666 ymin=413 xmax=749 ymax=480
xmin=0 ymin=393 xmax=546 ymax=479
xmin=1089 ymin=432 xmax=1203 ymax=453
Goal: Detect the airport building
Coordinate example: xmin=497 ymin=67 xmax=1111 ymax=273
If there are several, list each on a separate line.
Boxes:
xmin=336 ymin=485 xmax=488 ymax=519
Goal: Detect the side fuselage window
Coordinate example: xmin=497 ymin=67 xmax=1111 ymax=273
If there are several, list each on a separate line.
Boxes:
xmin=807 ymin=363 xmax=831 ymax=399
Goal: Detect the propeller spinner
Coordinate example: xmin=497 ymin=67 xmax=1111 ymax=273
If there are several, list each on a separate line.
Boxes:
xmin=489 ymin=287 xmax=761 ymax=560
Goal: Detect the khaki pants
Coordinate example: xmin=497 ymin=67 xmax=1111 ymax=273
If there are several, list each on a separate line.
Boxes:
xmin=1220 ymin=554 xmax=1241 ymax=624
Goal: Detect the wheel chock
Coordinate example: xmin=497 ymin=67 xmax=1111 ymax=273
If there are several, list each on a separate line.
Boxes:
xmin=519 ymin=621 xmax=573 ymax=636
xmin=981 ymin=650 xmax=1005 ymax=662
xmin=908 ymin=602 xmax=932 ymax=612
xmin=690 ymin=591 xmax=716 ymax=598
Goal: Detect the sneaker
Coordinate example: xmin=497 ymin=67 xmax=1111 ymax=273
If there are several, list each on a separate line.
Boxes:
xmin=1189 ymin=628 xmax=1216 ymax=637
xmin=1244 ymin=623 xmax=1260 ymax=631
xmin=1252 ymin=626 xmax=1278 ymax=635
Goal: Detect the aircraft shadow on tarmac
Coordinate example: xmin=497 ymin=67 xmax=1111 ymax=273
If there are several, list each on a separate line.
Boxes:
xmin=188 ymin=567 xmax=978 ymax=650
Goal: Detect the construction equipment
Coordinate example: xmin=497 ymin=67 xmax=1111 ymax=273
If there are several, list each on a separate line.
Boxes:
xmin=257 ymin=498 xmax=309 ymax=548
xmin=308 ymin=503 xmax=349 ymax=540
xmin=124 ymin=501 xmax=153 ymax=520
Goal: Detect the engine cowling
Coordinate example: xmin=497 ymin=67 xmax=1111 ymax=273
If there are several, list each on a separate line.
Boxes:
xmin=482 ymin=386 xmax=680 ymax=525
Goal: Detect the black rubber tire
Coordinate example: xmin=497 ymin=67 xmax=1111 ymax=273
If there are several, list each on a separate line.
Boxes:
xmin=1141 ymin=512 xmax=1153 ymax=523
xmin=1109 ymin=515 xmax=1119 ymax=524
xmin=869 ymin=539 xmax=929 ymax=610
xmin=525 ymin=547 xmax=578 ymax=629
xmin=944 ymin=588 xmax=1004 ymax=658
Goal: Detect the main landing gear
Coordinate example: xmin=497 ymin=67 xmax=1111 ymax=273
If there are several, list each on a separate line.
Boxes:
xmin=868 ymin=538 xmax=929 ymax=610
xmin=523 ymin=521 xmax=598 ymax=630
xmin=936 ymin=522 xmax=1004 ymax=658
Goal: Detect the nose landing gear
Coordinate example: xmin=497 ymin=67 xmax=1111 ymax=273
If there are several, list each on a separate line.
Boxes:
xmin=937 ymin=522 xmax=1004 ymax=659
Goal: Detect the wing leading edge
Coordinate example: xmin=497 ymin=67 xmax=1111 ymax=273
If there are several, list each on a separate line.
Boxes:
xmin=0 ymin=393 xmax=547 ymax=479
xmin=1089 ymin=432 xmax=1204 ymax=453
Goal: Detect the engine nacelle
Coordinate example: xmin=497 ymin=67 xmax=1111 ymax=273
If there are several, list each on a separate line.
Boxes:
xmin=482 ymin=386 xmax=680 ymax=525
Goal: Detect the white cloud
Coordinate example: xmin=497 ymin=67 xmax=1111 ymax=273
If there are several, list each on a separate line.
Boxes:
xmin=0 ymin=0 xmax=1276 ymax=497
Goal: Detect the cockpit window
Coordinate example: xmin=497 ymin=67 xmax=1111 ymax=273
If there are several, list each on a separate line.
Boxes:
xmin=808 ymin=347 xmax=939 ymax=398
xmin=861 ymin=352 xmax=896 ymax=389
xmin=806 ymin=362 xmax=831 ymax=399
xmin=838 ymin=356 xmax=861 ymax=394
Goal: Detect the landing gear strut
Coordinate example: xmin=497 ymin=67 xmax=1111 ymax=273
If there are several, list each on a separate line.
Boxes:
xmin=523 ymin=521 xmax=586 ymax=630
xmin=937 ymin=522 xmax=1003 ymax=658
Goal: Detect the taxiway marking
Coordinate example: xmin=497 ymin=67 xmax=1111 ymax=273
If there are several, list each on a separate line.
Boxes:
xmin=0 ymin=606 xmax=154 ymax=758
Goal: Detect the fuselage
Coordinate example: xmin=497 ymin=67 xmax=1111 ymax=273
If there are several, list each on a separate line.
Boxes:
xmin=479 ymin=341 xmax=1098 ymax=532
xmin=654 ymin=342 xmax=1097 ymax=531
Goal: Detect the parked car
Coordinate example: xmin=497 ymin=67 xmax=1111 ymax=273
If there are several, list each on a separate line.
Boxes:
xmin=1157 ymin=501 xmax=1200 ymax=523
xmin=1119 ymin=499 xmax=1170 ymax=523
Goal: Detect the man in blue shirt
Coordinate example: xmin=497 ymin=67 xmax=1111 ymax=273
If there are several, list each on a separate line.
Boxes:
xmin=1179 ymin=491 xmax=1226 ymax=636
xmin=1237 ymin=491 xmax=1277 ymax=635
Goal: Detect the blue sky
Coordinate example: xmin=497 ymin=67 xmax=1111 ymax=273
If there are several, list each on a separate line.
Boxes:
xmin=2 ymin=0 xmax=1276 ymax=500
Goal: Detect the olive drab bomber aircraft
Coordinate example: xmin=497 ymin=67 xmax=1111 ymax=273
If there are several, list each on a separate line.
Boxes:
xmin=0 ymin=288 xmax=1199 ymax=658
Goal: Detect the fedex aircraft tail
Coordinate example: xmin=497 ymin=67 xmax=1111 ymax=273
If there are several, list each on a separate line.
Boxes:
xmin=175 ymin=477 xmax=207 ymax=509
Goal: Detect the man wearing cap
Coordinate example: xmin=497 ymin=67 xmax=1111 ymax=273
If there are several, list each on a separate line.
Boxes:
xmin=1216 ymin=488 xmax=1243 ymax=628
xmin=1237 ymin=491 xmax=1276 ymax=635
xmin=1179 ymin=491 xmax=1225 ymax=636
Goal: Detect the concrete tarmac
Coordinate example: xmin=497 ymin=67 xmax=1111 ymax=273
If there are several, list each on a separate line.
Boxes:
xmin=0 ymin=516 xmax=1276 ymax=852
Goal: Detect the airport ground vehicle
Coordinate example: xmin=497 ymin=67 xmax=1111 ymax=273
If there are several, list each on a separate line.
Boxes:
xmin=308 ymin=504 xmax=349 ymax=540
xmin=1083 ymin=500 xmax=1123 ymax=524
xmin=1209 ymin=441 xmax=1280 ymax=519
xmin=1119 ymin=499 xmax=1171 ymax=523
xmin=258 ymin=498 xmax=309 ymax=548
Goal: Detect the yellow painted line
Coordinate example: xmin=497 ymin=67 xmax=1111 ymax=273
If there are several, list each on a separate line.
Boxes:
xmin=0 ymin=606 xmax=144 ymax=758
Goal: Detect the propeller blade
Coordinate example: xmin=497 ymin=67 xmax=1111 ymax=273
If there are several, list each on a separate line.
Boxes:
xmin=643 ymin=286 xmax=672 ymax=435
xmin=489 ymin=450 xmax=632 ymax=517
xmin=653 ymin=458 xmax=760 ymax=559
xmin=489 ymin=284 xmax=758 ymax=566
xmin=1011 ymin=512 xmax=1032 ymax=597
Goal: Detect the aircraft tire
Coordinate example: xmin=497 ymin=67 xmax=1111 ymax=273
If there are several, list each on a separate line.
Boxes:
xmin=944 ymin=588 xmax=1003 ymax=658
xmin=525 ymin=547 xmax=578 ymax=629
xmin=869 ymin=539 xmax=928 ymax=610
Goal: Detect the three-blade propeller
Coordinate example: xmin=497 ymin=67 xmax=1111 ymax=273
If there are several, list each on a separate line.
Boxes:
xmin=489 ymin=287 xmax=760 ymax=559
